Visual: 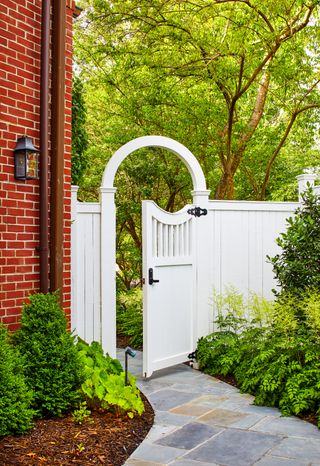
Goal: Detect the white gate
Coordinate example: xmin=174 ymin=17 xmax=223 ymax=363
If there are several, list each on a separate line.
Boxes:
xmin=142 ymin=201 xmax=196 ymax=377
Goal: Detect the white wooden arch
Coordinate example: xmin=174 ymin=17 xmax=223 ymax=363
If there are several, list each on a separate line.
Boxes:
xmin=101 ymin=135 xmax=208 ymax=196
xmin=99 ymin=136 xmax=210 ymax=357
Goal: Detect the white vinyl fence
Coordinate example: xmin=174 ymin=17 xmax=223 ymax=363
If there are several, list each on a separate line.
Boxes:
xmin=71 ymin=171 xmax=319 ymax=355
xmin=71 ymin=187 xmax=101 ymax=343
xmin=196 ymin=200 xmax=298 ymax=335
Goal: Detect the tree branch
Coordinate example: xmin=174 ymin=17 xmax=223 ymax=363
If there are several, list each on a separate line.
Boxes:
xmin=260 ymin=103 xmax=320 ymax=199
xmin=236 ymin=70 xmax=270 ymax=163
xmin=214 ymin=0 xmax=275 ymax=32
xmin=238 ymin=4 xmax=316 ymax=99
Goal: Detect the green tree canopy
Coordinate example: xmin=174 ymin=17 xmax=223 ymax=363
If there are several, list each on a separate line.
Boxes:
xmin=75 ymin=0 xmax=320 ymax=200
xmin=72 ymin=76 xmax=89 ymax=185
xmin=74 ymin=0 xmax=320 ymax=287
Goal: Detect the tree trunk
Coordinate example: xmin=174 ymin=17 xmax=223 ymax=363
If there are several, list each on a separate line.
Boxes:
xmin=215 ymin=171 xmax=235 ymax=199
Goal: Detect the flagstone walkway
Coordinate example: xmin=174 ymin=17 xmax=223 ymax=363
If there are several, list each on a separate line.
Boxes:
xmin=117 ymin=350 xmax=320 ymax=466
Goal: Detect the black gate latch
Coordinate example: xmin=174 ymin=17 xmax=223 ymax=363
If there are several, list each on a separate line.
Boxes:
xmin=187 ymin=207 xmax=207 ymax=217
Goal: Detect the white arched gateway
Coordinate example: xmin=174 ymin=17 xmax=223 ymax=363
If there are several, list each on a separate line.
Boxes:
xmin=100 ymin=136 xmax=210 ymax=377
xmin=72 ymin=136 xmax=305 ymax=377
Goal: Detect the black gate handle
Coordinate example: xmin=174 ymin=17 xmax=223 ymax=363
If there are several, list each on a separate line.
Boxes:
xmin=148 ymin=268 xmax=160 ymax=285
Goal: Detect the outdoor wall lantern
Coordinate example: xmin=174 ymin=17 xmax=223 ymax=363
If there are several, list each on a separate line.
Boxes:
xmin=14 ymin=136 xmax=39 ymax=180
xmin=124 ymin=346 xmax=136 ymax=386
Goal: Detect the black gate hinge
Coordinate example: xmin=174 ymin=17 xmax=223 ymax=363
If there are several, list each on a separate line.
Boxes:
xmin=187 ymin=207 xmax=207 ymax=217
xmin=188 ymin=350 xmax=198 ymax=361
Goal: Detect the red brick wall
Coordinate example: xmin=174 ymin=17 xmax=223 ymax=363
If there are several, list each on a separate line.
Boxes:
xmin=0 ymin=0 xmax=74 ymax=328
xmin=64 ymin=0 xmax=74 ymax=323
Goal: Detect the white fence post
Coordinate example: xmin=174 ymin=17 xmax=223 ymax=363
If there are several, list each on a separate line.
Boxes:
xmin=191 ymin=189 xmax=212 ymax=345
xmin=100 ymin=187 xmax=117 ymax=358
xmin=71 ymin=185 xmax=79 ymax=333
xmin=296 ymin=173 xmax=317 ymax=201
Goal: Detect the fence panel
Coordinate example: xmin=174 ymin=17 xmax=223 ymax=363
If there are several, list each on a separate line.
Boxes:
xmin=71 ymin=193 xmax=101 ymax=344
xmin=201 ymin=201 xmax=299 ymax=333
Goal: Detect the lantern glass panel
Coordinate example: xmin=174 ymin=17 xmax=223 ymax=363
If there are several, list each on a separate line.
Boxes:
xmin=15 ymin=151 xmax=27 ymax=179
xmin=26 ymin=151 xmax=38 ymax=179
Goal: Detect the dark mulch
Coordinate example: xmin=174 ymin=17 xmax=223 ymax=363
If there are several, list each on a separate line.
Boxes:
xmin=0 ymin=393 xmax=154 ymax=466
xmin=116 ymin=335 xmax=132 ymax=349
xmin=213 ymin=373 xmax=238 ymax=388
xmin=116 ymin=335 xmax=142 ymax=351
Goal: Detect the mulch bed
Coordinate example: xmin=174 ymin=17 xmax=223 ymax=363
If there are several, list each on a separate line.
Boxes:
xmin=116 ymin=335 xmax=142 ymax=351
xmin=0 ymin=393 xmax=154 ymax=466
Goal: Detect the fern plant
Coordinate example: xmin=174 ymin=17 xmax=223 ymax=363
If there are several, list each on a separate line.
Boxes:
xmin=197 ymin=288 xmax=320 ymax=427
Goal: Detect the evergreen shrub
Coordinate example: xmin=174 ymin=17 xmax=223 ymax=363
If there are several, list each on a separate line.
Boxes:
xmin=0 ymin=325 xmax=34 ymax=436
xmin=15 ymin=293 xmax=83 ymax=417
xmin=268 ymin=188 xmax=320 ymax=296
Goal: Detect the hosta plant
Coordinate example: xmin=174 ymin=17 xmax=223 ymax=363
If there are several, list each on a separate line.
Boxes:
xmin=77 ymin=339 xmax=144 ymax=418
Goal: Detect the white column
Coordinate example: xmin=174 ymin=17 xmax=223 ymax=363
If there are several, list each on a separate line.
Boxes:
xmin=191 ymin=189 xmax=211 ymax=205
xmin=71 ymin=186 xmax=79 ymax=333
xmin=296 ymin=174 xmax=317 ymax=201
xmin=100 ymin=187 xmax=117 ymax=358
xmin=190 ymin=189 xmax=212 ymax=344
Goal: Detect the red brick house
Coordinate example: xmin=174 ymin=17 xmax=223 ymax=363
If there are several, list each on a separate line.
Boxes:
xmin=0 ymin=0 xmax=79 ymax=328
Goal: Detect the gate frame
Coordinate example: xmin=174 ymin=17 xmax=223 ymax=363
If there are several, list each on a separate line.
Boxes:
xmin=99 ymin=135 xmax=210 ymax=357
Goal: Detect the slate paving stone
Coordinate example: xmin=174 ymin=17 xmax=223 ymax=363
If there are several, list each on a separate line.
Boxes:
xmin=170 ymin=460 xmax=219 ymax=466
xmin=121 ymin=350 xmax=320 ymax=466
xmin=197 ymin=408 xmax=248 ymax=427
xmin=148 ymin=389 xmax=201 ymax=411
xmin=251 ymin=415 xmax=320 ymax=438
xmin=270 ymin=437 xmax=320 ymax=463
xmin=145 ymin=424 xmax=177 ymax=442
xmin=137 ymin=380 xmax=172 ymax=395
xmin=152 ymin=373 xmax=204 ymax=385
xmin=237 ymin=403 xmax=282 ymax=417
xmin=170 ymin=383 xmax=215 ymax=393
xmin=130 ymin=442 xmax=185 ymax=463
xmin=151 ymin=365 xmax=196 ymax=378
xmin=199 ymin=385 xmax=237 ymax=395
xmin=126 ymin=460 xmax=164 ymax=466
xmin=155 ymin=421 xmax=221 ymax=450
xmin=254 ymin=456 xmax=310 ymax=466
xmin=228 ymin=413 xmax=266 ymax=430
xmin=155 ymin=411 xmax=196 ymax=427
xmin=170 ymin=402 xmax=214 ymax=417
xmin=186 ymin=429 xmax=282 ymax=466
xmin=186 ymin=394 xmax=229 ymax=406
